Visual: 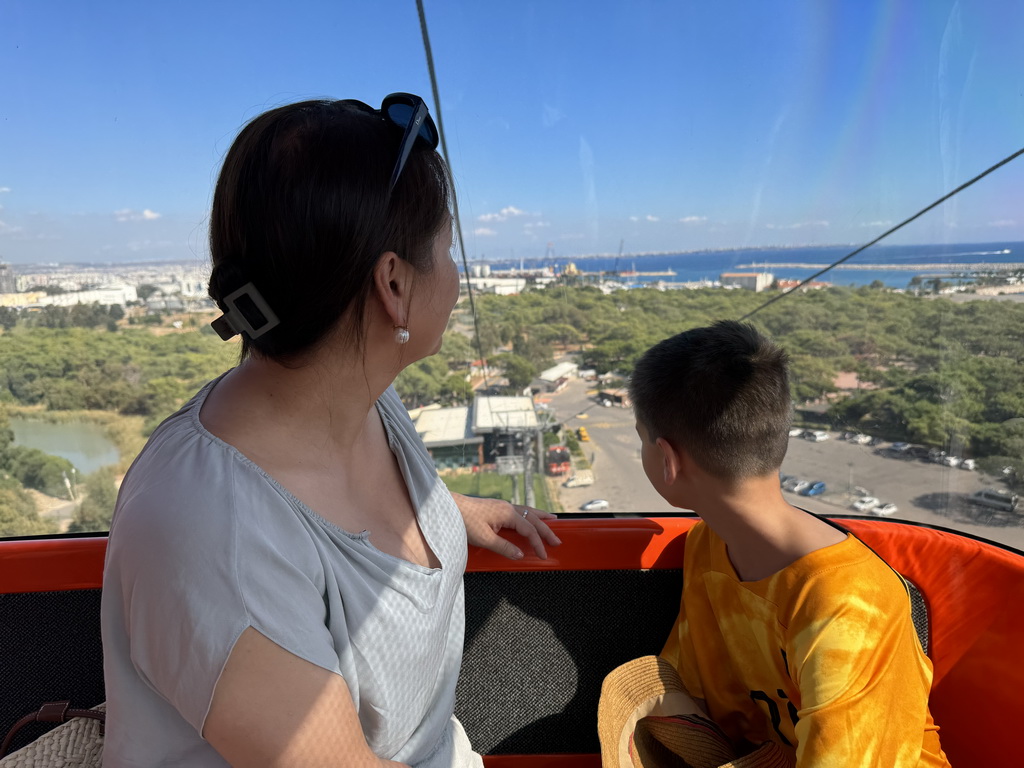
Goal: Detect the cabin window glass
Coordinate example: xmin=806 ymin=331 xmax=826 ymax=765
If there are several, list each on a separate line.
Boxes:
xmin=1 ymin=3 xmax=1022 ymax=551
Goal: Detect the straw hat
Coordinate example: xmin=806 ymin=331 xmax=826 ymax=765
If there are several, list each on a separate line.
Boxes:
xmin=598 ymin=656 xmax=791 ymax=768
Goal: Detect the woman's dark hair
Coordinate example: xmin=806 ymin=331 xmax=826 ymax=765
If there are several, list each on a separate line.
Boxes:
xmin=629 ymin=320 xmax=792 ymax=480
xmin=207 ymin=99 xmax=453 ymax=360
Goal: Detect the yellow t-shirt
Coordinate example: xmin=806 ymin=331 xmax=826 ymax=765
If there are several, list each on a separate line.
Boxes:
xmin=661 ymin=521 xmax=949 ymax=767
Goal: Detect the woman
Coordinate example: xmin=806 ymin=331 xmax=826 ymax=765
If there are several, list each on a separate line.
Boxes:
xmin=101 ymin=94 xmax=559 ymax=767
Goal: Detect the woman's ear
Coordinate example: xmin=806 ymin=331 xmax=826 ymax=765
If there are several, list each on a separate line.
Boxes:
xmin=372 ymin=251 xmax=413 ymax=327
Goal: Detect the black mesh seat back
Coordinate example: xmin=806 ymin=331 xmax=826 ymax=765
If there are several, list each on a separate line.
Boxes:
xmin=0 ymin=589 xmax=105 ymax=754
xmin=906 ymin=578 xmax=930 ymax=655
xmin=455 ymin=569 xmax=682 ymax=755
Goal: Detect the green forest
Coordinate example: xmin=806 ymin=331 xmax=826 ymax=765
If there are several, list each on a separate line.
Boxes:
xmin=461 ymin=284 xmax=1024 ymax=479
xmin=1 ymin=285 xmax=1022 ymax=536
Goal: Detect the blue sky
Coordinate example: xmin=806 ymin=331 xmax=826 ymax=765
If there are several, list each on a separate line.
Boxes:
xmin=1 ymin=0 xmax=1022 ymax=265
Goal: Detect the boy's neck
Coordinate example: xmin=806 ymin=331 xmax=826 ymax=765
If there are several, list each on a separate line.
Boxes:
xmin=683 ymin=475 xmax=848 ymax=582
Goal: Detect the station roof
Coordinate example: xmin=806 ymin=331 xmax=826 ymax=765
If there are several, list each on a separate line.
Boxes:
xmin=539 ymin=361 xmax=578 ymax=382
xmin=473 ymin=396 xmax=539 ymax=433
xmin=415 ymin=406 xmax=482 ymax=448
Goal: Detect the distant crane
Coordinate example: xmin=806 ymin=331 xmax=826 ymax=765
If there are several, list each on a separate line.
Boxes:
xmin=612 ymin=239 xmax=624 ymax=274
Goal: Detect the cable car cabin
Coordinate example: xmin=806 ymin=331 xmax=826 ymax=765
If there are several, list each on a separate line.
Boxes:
xmin=2 ymin=516 xmax=1022 ymax=765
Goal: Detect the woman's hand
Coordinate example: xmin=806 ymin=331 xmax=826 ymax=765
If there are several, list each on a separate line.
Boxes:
xmin=450 ymin=492 xmax=561 ymax=560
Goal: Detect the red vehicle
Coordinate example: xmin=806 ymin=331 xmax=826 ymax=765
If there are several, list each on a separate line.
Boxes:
xmin=546 ymin=445 xmax=572 ymax=475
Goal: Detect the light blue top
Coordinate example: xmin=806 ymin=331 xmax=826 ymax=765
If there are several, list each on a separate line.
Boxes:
xmin=101 ymin=378 xmax=481 ymax=767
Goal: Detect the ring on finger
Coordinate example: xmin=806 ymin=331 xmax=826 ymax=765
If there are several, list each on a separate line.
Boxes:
xmin=520 ymin=507 xmax=529 ymax=519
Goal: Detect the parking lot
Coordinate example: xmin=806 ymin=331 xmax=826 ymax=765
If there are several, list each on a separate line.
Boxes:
xmin=779 ymin=432 xmax=1023 ymax=549
xmin=544 ymin=379 xmax=1024 ymax=551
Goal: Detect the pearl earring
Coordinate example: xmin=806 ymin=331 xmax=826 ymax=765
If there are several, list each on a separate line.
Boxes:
xmin=394 ymin=325 xmax=410 ymax=344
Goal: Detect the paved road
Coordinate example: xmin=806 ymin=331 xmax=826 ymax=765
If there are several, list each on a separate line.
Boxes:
xmin=541 ymin=379 xmax=1024 ymax=551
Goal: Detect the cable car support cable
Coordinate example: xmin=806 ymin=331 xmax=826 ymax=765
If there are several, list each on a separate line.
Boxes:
xmin=739 ymin=145 xmax=1024 ymax=321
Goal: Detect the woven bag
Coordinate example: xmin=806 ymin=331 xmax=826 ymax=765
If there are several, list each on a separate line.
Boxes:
xmin=0 ymin=702 xmax=105 ymax=767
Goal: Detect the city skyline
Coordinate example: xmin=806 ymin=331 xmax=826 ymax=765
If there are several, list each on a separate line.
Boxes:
xmin=2 ymin=0 xmax=1023 ymax=265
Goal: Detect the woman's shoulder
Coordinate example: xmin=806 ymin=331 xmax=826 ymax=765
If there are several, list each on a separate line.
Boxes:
xmin=111 ymin=377 xmax=302 ymax=552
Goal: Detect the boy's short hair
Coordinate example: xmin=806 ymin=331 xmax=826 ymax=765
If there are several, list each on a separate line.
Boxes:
xmin=629 ymin=320 xmax=792 ymax=480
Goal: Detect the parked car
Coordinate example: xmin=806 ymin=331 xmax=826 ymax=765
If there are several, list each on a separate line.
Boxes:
xmin=779 ymin=474 xmax=795 ymax=487
xmin=873 ymin=502 xmax=899 ymax=517
xmin=968 ymin=489 xmax=1019 ymax=513
xmin=852 ymin=496 xmax=880 ymax=512
xmin=579 ymin=499 xmax=610 ymax=511
xmin=941 ymin=455 xmax=962 ymax=468
xmin=789 ymin=479 xmax=810 ymax=494
xmin=888 ymin=442 xmax=910 ymax=454
xmin=851 ymin=434 xmax=873 ymax=445
xmin=799 ymin=481 xmax=827 ymax=496
xmin=960 ymin=459 xmax=976 ymax=471
xmin=805 ymin=430 xmax=829 ymax=442
xmin=788 ymin=428 xmax=805 ymax=437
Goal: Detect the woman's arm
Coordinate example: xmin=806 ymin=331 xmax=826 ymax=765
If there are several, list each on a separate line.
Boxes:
xmin=450 ymin=492 xmax=561 ymax=560
xmin=205 ymin=627 xmax=409 ymax=768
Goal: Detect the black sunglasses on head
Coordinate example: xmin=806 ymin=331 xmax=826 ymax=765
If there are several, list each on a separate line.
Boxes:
xmin=376 ymin=92 xmax=440 ymax=195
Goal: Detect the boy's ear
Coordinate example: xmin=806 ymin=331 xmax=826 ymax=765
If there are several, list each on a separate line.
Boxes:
xmin=654 ymin=436 xmax=684 ymax=486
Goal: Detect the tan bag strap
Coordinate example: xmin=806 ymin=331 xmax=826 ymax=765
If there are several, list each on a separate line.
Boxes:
xmin=1 ymin=701 xmax=106 ymax=758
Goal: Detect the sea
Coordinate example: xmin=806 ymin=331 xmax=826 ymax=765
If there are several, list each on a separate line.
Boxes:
xmin=464 ymin=241 xmax=1024 ymax=290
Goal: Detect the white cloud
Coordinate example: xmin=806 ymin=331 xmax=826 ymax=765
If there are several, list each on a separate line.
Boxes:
xmin=988 ymin=219 xmax=1016 ymax=227
xmin=646 ymin=215 xmax=660 ymax=222
xmin=860 ymin=220 xmax=893 ymax=227
xmin=476 ymin=205 xmax=532 ymax=226
xmin=766 ymin=220 xmax=829 ymax=230
xmin=474 ymin=227 xmax=497 ymax=236
xmin=0 ymin=219 xmax=24 ymax=234
xmin=114 ymin=208 xmax=162 ymax=222
xmin=523 ymin=221 xmax=550 ymax=229
xmin=542 ymin=104 xmax=565 ymax=127
xmin=476 ymin=205 xmax=529 ymax=223
xmin=679 ymin=215 xmax=707 ymax=224
xmin=0 ymin=187 xmax=10 ymax=193
xmin=629 ymin=215 xmax=639 ymax=222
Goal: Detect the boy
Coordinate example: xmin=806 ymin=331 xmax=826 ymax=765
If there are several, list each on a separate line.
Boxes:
xmin=628 ymin=320 xmax=949 ymax=766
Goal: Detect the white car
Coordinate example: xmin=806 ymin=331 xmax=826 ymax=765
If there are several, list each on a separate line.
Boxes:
xmin=873 ymin=502 xmax=899 ymax=517
xmin=852 ymin=496 xmax=880 ymax=512
xmin=851 ymin=434 xmax=873 ymax=445
xmin=788 ymin=428 xmax=804 ymax=437
xmin=579 ymin=499 xmax=610 ymax=511
xmin=959 ymin=459 xmax=976 ymax=471
xmin=805 ymin=430 xmax=829 ymax=442
xmin=791 ymin=480 xmax=811 ymax=494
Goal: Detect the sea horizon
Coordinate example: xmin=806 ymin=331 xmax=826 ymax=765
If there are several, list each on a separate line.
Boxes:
xmin=464 ymin=240 xmax=1024 ymax=289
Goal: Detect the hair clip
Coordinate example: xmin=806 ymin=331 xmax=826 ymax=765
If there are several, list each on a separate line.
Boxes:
xmin=210 ymin=282 xmax=280 ymax=341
